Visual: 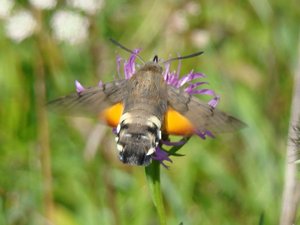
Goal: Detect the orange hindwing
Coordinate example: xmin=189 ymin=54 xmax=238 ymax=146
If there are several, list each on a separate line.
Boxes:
xmin=100 ymin=104 xmax=195 ymax=136
xmin=99 ymin=103 xmax=123 ymax=127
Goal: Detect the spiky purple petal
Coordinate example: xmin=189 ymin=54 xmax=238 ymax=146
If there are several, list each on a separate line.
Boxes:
xmin=195 ymin=130 xmax=215 ymax=139
xmin=163 ymin=62 xmax=171 ymax=80
xmin=75 ymin=80 xmax=85 ymax=93
xmin=124 ymin=48 xmax=141 ymax=79
xmin=204 ymin=130 xmax=215 ymax=138
xmin=184 ymin=81 xmax=208 ymax=93
xmin=178 ymin=71 xmax=205 ymax=87
xmin=188 ymin=88 xmax=216 ymax=96
xmin=152 ymin=146 xmax=173 ymax=168
xmin=208 ymin=96 xmax=220 ymax=108
xmin=112 ymin=127 xmax=117 ymax=135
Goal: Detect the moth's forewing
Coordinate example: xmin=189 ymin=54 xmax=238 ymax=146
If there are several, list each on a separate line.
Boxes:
xmin=166 ymin=86 xmax=246 ymax=135
xmin=48 ymin=80 xmax=127 ymax=122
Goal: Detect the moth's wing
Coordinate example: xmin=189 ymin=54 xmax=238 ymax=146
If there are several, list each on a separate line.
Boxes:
xmin=166 ymin=86 xmax=246 ymax=135
xmin=48 ymin=80 xmax=127 ymax=127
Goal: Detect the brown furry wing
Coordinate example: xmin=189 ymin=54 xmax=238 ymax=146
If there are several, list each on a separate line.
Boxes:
xmin=167 ymin=86 xmax=246 ymax=135
xmin=48 ymin=79 xmax=127 ymax=117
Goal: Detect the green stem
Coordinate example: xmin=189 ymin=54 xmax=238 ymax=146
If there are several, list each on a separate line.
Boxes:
xmin=145 ymin=137 xmax=191 ymax=224
xmin=145 ymin=161 xmax=167 ymax=225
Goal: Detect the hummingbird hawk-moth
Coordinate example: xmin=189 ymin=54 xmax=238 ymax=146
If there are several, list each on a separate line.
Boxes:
xmin=49 ymin=41 xmax=246 ymax=166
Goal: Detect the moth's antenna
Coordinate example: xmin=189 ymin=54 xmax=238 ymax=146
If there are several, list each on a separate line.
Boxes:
xmin=163 ymin=51 xmax=204 ymax=64
xmin=109 ymin=38 xmax=145 ymax=64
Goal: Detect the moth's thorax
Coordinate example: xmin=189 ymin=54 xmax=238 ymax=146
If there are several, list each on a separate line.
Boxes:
xmin=114 ymin=62 xmax=166 ymax=166
xmin=124 ymin=62 xmax=168 ymax=118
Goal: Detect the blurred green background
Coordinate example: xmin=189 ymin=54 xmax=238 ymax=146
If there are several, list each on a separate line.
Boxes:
xmin=0 ymin=0 xmax=299 ymax=224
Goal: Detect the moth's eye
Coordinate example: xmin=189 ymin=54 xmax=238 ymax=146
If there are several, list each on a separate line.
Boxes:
xmin=147 ymin=126 xmax=157 ymax=134
xmin=121 ymin=123 xmax=129 ymax=129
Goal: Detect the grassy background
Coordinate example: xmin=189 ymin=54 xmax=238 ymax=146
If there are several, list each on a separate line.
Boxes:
xmin=0 ymin=0 xmax=299 ymax=224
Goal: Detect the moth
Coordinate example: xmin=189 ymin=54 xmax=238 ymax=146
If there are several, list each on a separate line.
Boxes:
xmin=49 ymin=40 xmax=246 ymax=166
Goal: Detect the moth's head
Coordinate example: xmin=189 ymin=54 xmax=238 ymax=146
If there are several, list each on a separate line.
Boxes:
xmin=117 ymin=137 xmax=154 ymax=166
xmin=115 ymin=115 xmax=161 ymax=166
xmin=139 ymin=55 xmax=163 ymax=75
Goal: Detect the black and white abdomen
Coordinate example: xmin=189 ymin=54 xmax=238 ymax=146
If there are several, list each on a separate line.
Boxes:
xmin=115 ymin=112 xmax=162 ymax=166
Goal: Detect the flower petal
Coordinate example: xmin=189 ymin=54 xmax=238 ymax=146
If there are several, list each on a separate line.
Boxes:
xmin=75 ymin=80 xmax=85 ymax=93
xmin=163 ymin=62 xmax=171 ymax=80
xmin=152 ymin=146 xmax=172 ymax=168
xmin=208 ymin=96 xmax=220 ymax=108
xmin=205 ymin=130 xmax=215 ymax=138
xmin=178 ymin=71 xmax=205 ymax=86
xmin=184 ymin=81 xmax=208 ymax=93
xmin=189 ymin=88 xmax=216 ymax=96
xmin=124 ymin=48 xmax=141 ymax=79
xmin=195 ymin=129 xmax=215 ymax=139
xmin=112 ymin=127 xmax=117 ymax=135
